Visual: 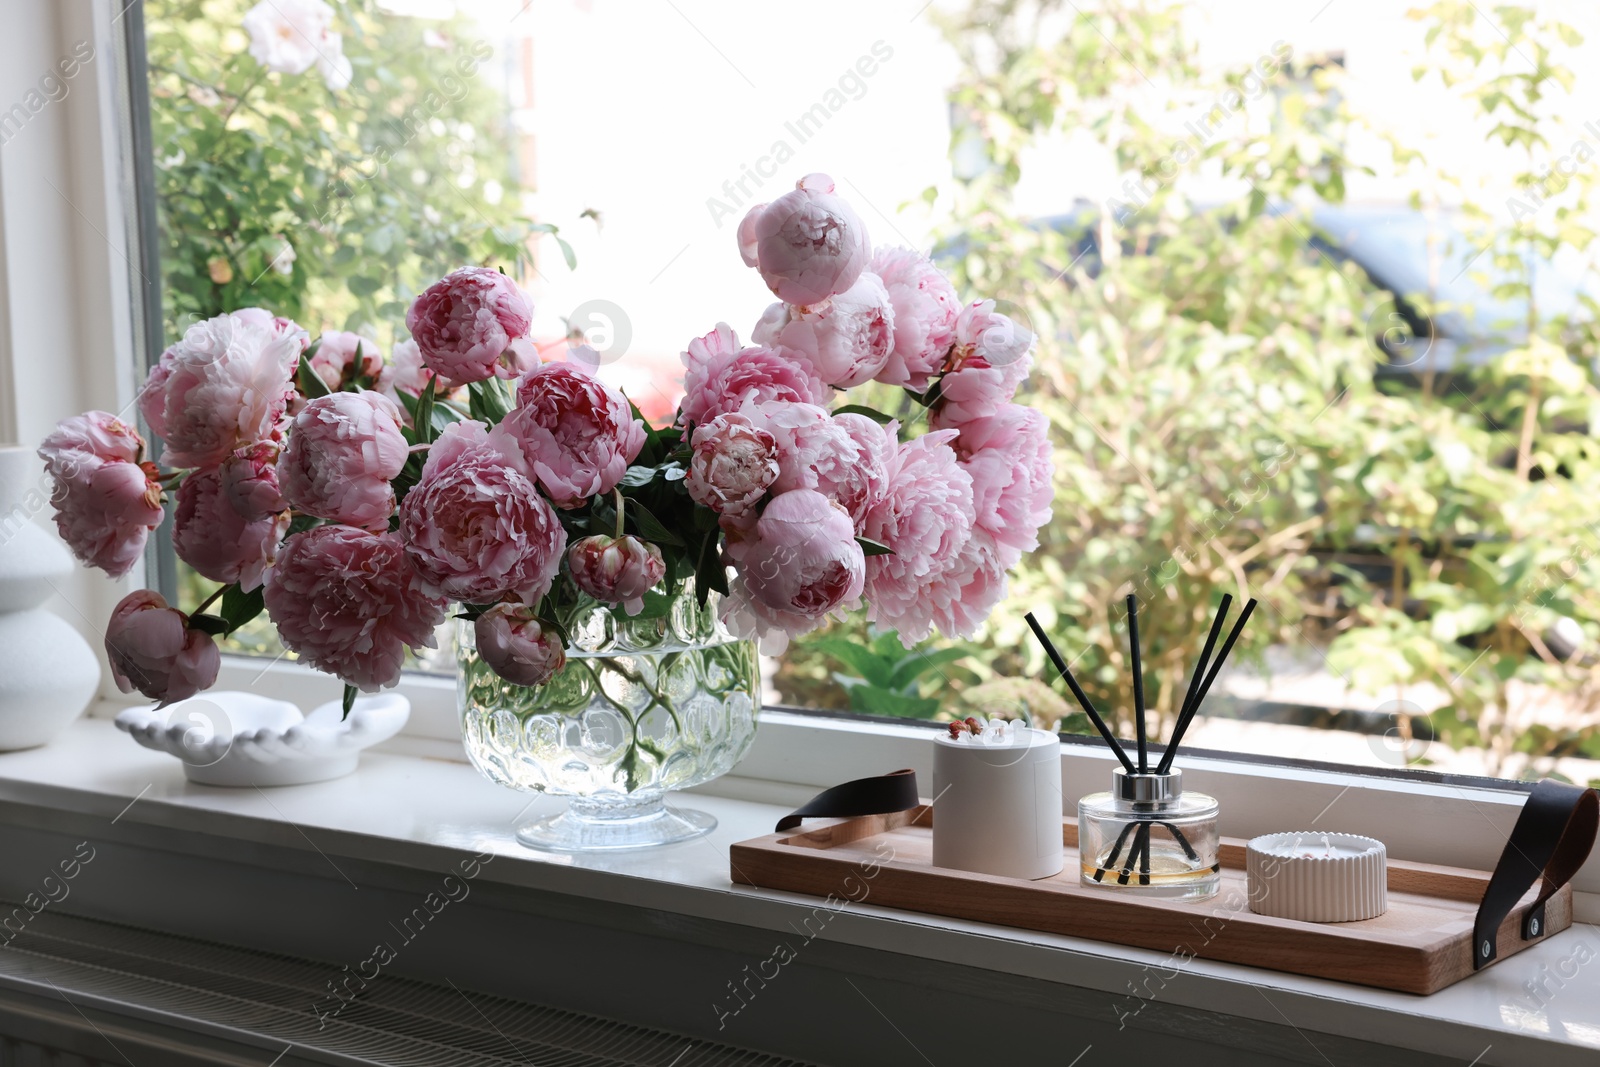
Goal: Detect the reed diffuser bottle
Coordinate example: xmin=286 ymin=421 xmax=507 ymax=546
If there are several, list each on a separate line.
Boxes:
xmin=1028 ymin=591 xmax=1256 ymax=902
xmin=1077 ymin=770 xmax=1220 ymax=899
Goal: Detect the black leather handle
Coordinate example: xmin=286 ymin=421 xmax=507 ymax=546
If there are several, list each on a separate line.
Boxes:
xmin=775 ymin=769 xmax=920 ymax=832
xmin=1473 ymin=778 xmax=1598 ymax=969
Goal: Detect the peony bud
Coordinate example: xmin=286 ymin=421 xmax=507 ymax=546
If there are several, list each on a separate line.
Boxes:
xmin=567 ymin=534 xmax=666 ymax=616
xmin=104 ymin=590 xmax=220 ymax=706
xmin=740 ymin=173 xmax=870 ymax=307
xmin=474 ymin=604 xmax=566 ymax=687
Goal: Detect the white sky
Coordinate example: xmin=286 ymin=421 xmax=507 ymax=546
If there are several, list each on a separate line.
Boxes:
xmin=385 ymin=0 xmax=1600 ymax=404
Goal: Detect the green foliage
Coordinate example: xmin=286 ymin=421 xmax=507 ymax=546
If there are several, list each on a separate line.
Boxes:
xmin=784 ymin=0 xmax=1600 ymax=778
xmin=146 ymin=0 xmax=543 ymax=341
xmin=810 ymin=631 xmax=974 ymax=719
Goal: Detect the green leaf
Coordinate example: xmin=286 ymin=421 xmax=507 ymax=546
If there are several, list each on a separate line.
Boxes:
xmin=848 ymin=687 xmax=942 ymax=720
xmin=187 ymin=613 xmax=229 ymax=636
xmin=414 ymin=377 xmax=439 ymax=446
xmin=626 ymin=498 xmax=685 ymax=547
xmin=467 ymin=378 xmax=512 ymax=424
xmin=886 ymin=646 xmax=972 ymax=691
xmin=620 ymin=465 xmax=658 ymax=488
xmin=342 ymin=684 xmax=357 ymax=720
xmin=832 ymin=403 xmax=895 ymax=424
xmin=219 ymin=583 xmax=266 ymax=635
xmin=856 ymin=536 xmax=895 ymax=557
xmin=555 ymin=236 xmax=577 ymax=271
xmin=810 ymin=637 xmax=896 ymax=688
xmin=626 ymin=589 xmax=676 ymax=620
xmin=298 ymin=353 xmax=331 ymax=399
xmin=692 ymin=528 xmax=728 ymax=606
xmin=348 ymin=275 xmax=382 ymax=297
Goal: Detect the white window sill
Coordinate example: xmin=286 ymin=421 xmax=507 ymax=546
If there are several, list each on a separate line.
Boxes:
xmin=1 ymin=716 xmax=1597 ymax=1065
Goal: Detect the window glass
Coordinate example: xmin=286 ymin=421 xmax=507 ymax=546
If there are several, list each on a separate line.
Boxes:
xmin=142 ymin=0 xmax=1600 ymax=787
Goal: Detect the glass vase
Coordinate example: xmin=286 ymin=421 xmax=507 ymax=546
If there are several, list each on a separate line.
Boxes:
xmin=458 ymin=583 xmax=761 ymax=851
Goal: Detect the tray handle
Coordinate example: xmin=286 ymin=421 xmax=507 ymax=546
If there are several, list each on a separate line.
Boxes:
xmin=775 ymin=769 xmax=920 ymax=832
xmin=1473 ymin=778 xmax=1598 ymax=969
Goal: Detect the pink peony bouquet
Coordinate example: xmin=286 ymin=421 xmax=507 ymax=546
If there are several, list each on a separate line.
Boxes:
xmin=43 ymin=172 xmax=1052 ymax=709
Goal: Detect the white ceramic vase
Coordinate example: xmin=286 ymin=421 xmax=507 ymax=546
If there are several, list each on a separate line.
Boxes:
xmin=0 ymin=445 xmax=98 ymax=749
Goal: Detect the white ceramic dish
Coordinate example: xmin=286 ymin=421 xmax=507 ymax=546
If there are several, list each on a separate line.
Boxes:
xmin=114 ymin=690 xmax=409 ymax=787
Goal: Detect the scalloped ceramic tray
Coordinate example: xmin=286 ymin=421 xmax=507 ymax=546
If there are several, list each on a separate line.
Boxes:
xmin=115 ymin=690 xmax=409 ymax=787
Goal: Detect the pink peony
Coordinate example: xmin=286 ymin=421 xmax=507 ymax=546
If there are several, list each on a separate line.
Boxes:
xmin=377 ymin=338 xmax=455 ymax=402
xmin=934 ymin=526 xmax=1011 ymax=636
xmin=399 ymin=419 xmax=567 ymax=603
xmin=277 ymin=391 xmax=408 ymax=531
xmin=264 ymin=525 xmax=447 ymax=692
xmin=308 ymin=331 xmax=383 ymax=392
xmin=172 ymin=465 xmax=288 ymax=591
xmin=829 ymin=411 xmax=894 ymax=526
xmin=752 ymin=403 xmax=882 ymax=528
xmin=678 ymin=323 xmax=828 ymax=429
xmin=405 ymin=267 xmax=533 ymax=385
xmin=474 ymin=604 xmax=566 ymax=687
xmin=739 ymin=173 xmax=871 ymax=307
xmin=686 ymin=411 xmax=780 ymax=519
xmin=227 ymin=308 xmax=312 ymax=345
xmin=933 ymin=300 xmax=1034 ymax=426
xmin=568 ymin=534 xmax=667 ymax=616
xmin=871 ymin=246 xmax=960 ymax=391
xmin=218 ymin=441 xmax=286 ymax=521
xmin=138 ymin=309 xmax=307 ymax=468
xmin=38 ymin=414 xmax=164 ymax=579
xmin=861 ymin=430 xmax=978 ymax=645
xmin=38 ymin=410 xmax=144 ymax=466
xmin=722 ymin=489 xmax=865 ymax=655
xmin=752 ymin=271 xmax=895 ymax=387
xmin=953 ymin=404 xmax=1054 ymax=566
xmin=500 ymin=363 xmax=646 ymax=508
xmin=104 ymin=590 xmax=220 ymax=706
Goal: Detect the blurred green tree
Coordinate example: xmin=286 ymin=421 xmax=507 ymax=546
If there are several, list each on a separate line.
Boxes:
xmin=146 ymin=0 xmax=562 ymax=343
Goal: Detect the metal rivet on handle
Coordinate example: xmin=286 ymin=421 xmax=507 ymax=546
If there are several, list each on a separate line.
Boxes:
xmin=1481 ymin=939 xmax=1492 ymax=958
xmin=1530 ymin=918 xmax=1540 ymax=936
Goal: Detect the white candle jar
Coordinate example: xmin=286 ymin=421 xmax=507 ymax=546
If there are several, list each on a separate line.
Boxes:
xmin=932 ymin=726 xmax=1064 ymax=880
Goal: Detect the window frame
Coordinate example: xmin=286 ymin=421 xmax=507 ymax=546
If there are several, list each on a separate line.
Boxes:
xmin=17 ymin=0 xmax=1589 ymax=912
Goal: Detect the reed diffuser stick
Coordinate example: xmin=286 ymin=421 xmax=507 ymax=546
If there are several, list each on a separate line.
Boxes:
xmin=1127 ymin=594 xmax=1148 ymax=773
xmin=1025 ymin=611 xmax=1136 ymax=775
xmin=1155 ymin=593 xmax=1233 ymax=775
xmin=1160 ymin=598 xmax=1258 ymax=765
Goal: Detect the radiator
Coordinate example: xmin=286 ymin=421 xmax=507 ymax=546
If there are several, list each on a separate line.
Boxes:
xmin=0 ymin=907 xmax=813 ymax=1066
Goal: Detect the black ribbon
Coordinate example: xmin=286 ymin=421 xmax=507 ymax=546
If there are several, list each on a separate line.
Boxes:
xmin=1473 ymin=778 xmax=1598 ymax=969
xmin=775 ymin=769 xmax=921 ymax=832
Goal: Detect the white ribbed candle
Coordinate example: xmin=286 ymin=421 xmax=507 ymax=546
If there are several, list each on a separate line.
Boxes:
xmin=1246 ymin=831 xmax=1387 ymax=923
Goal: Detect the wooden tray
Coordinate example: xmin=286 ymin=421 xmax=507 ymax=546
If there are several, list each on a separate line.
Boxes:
xmin=729 ymin=805 xmax=1571 ymax=994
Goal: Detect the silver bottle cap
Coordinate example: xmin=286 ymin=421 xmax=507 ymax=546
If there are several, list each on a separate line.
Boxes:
xmin=1113 ymin=768 xmax=1184 ymax=804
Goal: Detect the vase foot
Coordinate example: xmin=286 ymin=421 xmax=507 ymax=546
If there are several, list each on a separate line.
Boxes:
xmin=515 ymin=795 xmax=716 ymax=852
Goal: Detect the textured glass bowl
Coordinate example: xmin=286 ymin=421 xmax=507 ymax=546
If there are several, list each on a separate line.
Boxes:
xmin=458 ymin=585 xmax=760 ymax=851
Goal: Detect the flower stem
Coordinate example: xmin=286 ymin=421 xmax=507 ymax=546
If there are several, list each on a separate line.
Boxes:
xmin=193 ymin=585 xmax=227 ymax=616
xmin=612 ymin=488 xmax=625 ymax=540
